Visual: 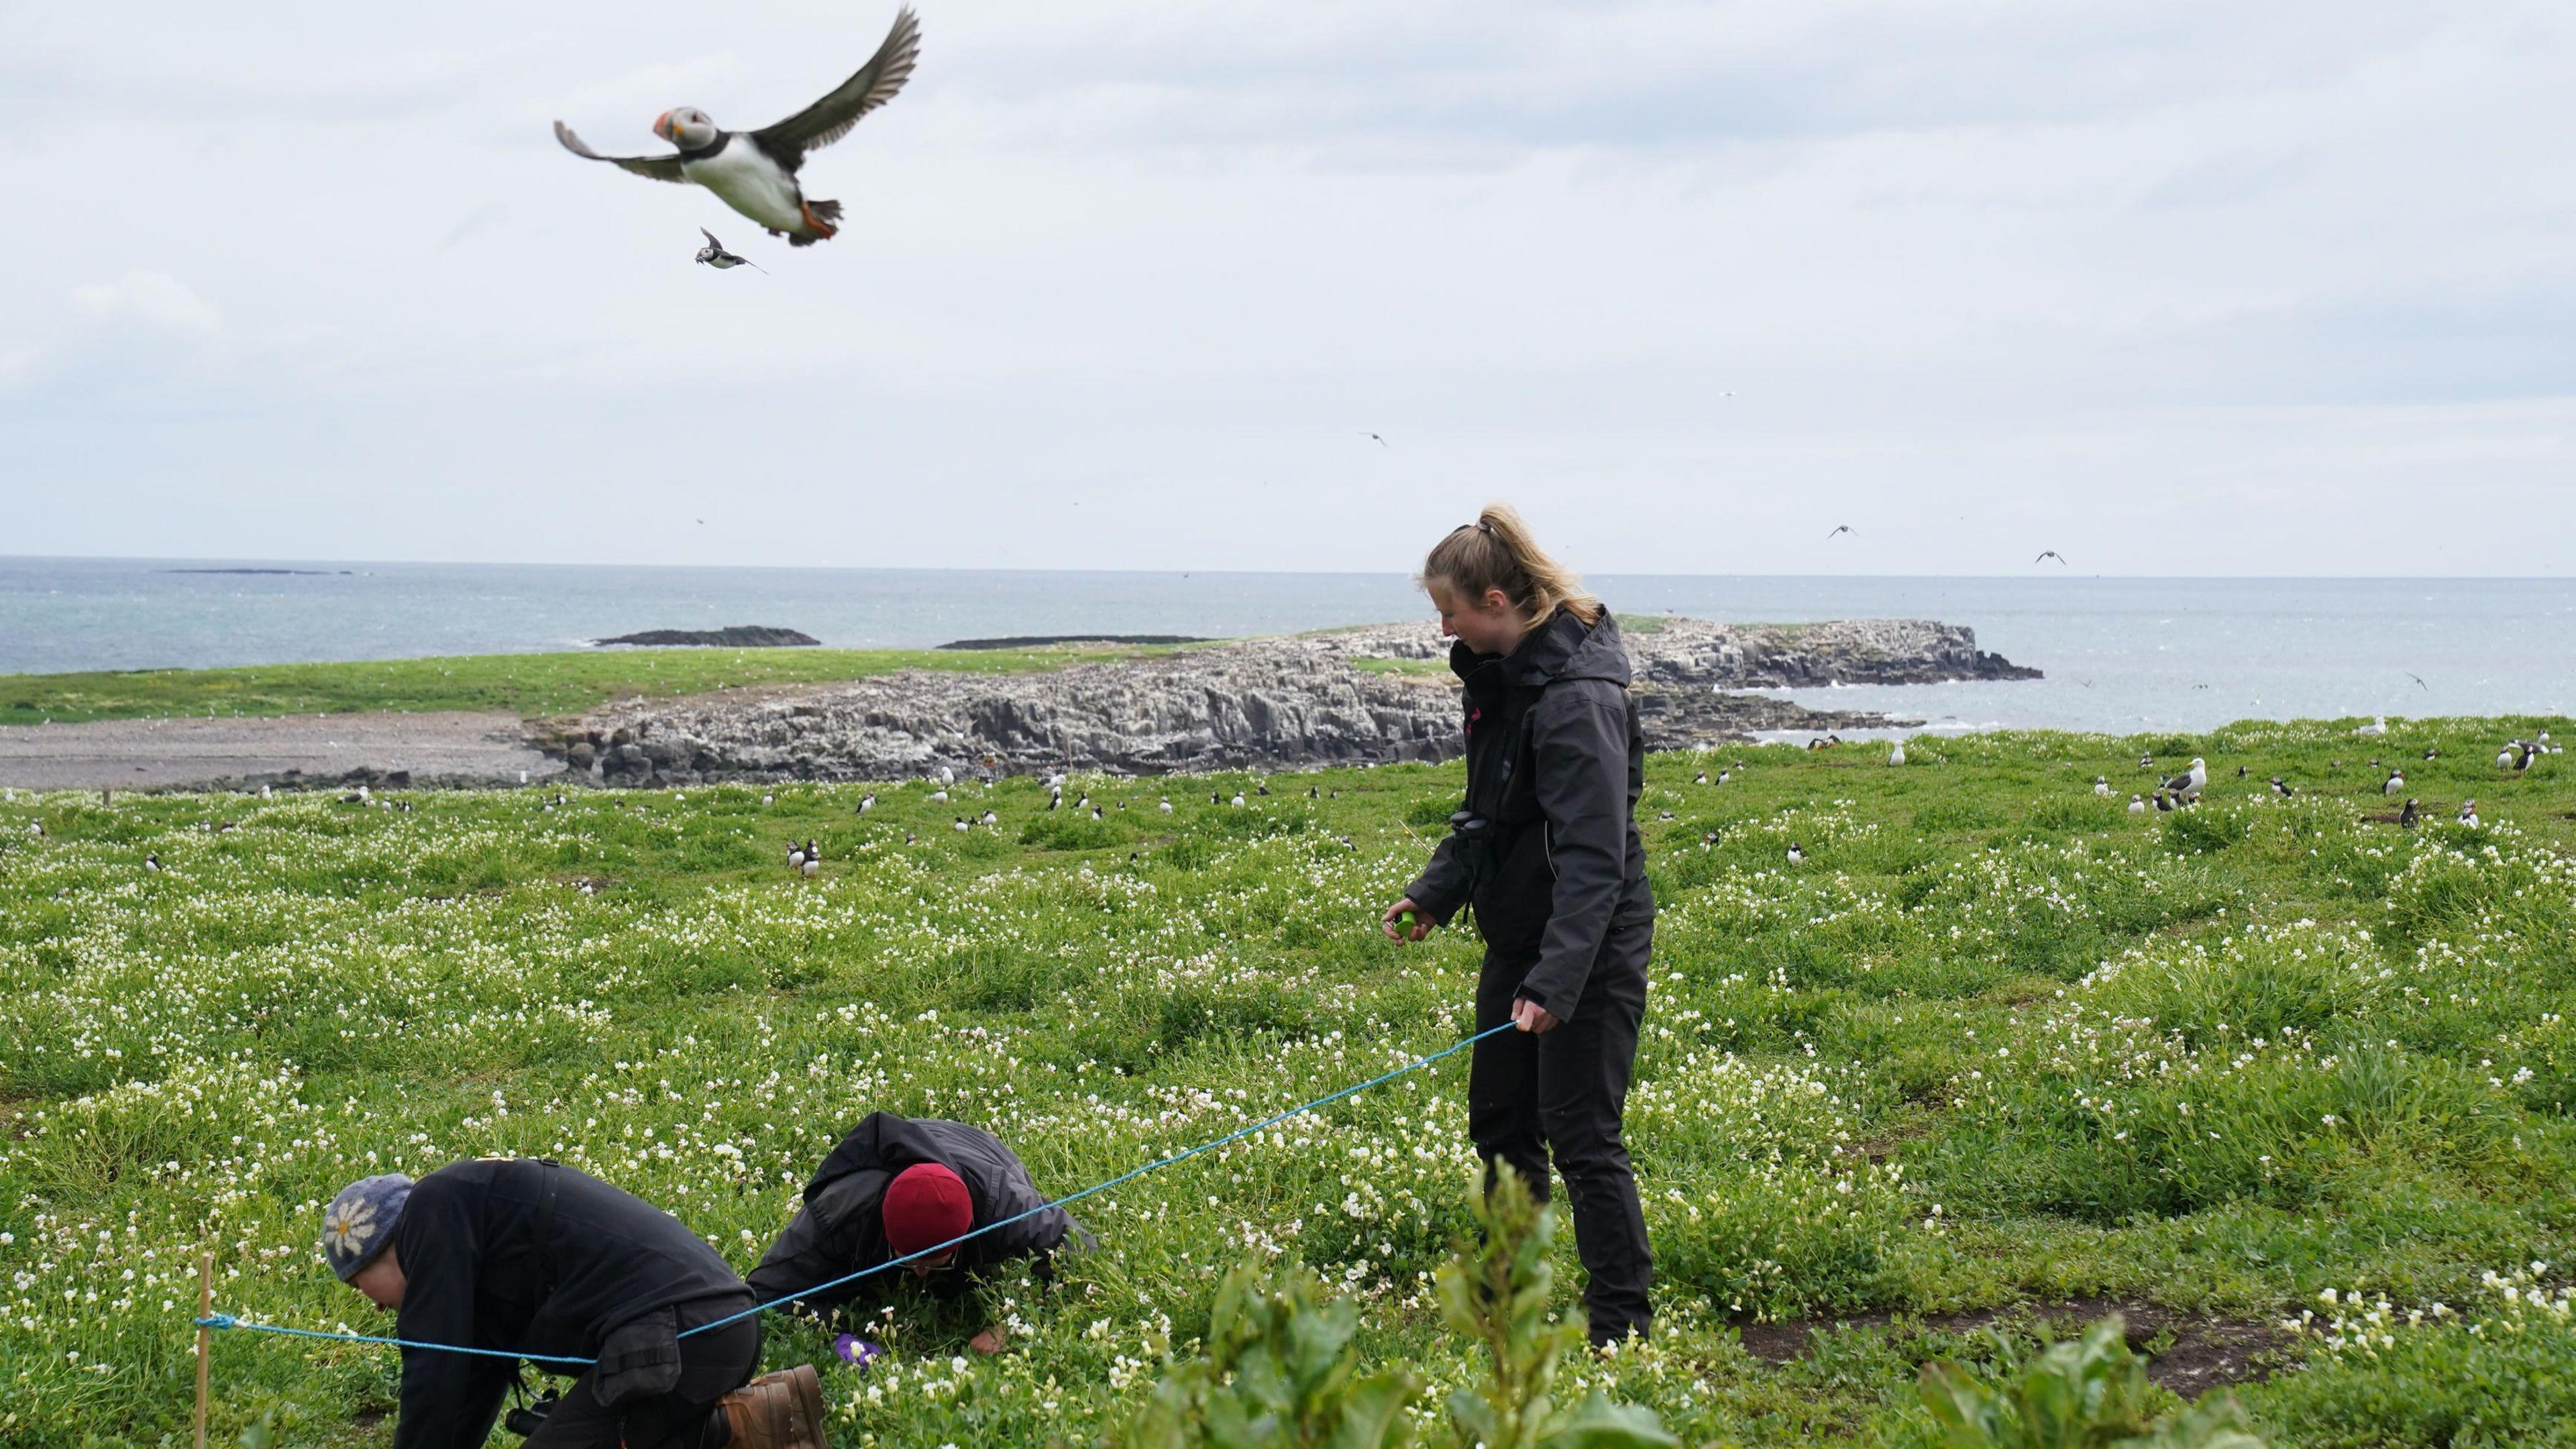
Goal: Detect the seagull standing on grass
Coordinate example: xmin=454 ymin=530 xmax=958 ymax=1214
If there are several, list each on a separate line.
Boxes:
xmin=2357 ymin=716 xmax=2388 ymax=737
xmin=2162 ymin=757 xmax=2207 ymax=803
xmin=553 ymin=7 xmax=922 ymax=247
xmin=1888 ymin=741 xmax=1907 ymax=766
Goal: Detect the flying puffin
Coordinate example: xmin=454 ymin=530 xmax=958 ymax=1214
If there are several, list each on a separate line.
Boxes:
xmin=695 ymin=228 xmax=765 ymax=271
xmin=553 ymin=7 xmax=922 ymax=247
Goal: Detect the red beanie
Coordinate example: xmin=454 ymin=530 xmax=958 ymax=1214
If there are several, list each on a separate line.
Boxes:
xmin=882 ymin=1163 xmax=973 ymax=1256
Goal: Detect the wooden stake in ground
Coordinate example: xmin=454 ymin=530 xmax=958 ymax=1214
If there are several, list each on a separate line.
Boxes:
xmin=194 ymin=1252 xmax=213 ymax=1449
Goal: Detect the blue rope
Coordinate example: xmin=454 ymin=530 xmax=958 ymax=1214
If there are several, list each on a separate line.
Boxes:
xmin=196 ymin=1020 xmax=1515 ymax=1364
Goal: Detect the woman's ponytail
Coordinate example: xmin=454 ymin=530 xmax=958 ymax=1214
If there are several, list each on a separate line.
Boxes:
xmin=1419 ymin=503 xmax=1602 ymax=626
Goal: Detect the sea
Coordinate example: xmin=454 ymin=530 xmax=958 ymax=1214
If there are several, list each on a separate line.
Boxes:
xmin=5 ymin=557 xmax=2571 ymax=738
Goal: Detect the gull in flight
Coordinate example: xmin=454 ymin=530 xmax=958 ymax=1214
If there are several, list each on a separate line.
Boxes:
xmin=2035 ymin=550 xmax=2068 ymax=566
xmin=1825 ymin=525 xmax=1851 ymax=539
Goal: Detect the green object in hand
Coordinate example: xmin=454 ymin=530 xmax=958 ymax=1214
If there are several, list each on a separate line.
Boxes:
xmin=1397 ymin=908 xmax=1418 ymax=932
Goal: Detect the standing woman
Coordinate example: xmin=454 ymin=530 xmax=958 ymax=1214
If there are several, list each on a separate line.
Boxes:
xmin=1382 ymin=503 xmax=1656 ymax=1346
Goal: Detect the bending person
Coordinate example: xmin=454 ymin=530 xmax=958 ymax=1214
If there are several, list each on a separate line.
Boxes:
xmin=750 ymin=1111 xmax=1094 ymax=1353
xmin=321 ymin=1161 xmax=824 ymax=1449
xmin=1380 ymin=503 xmax=1658 ymax=1346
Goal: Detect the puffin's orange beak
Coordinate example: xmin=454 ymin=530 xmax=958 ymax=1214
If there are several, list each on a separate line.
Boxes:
xmin=653 ymin=110 xmax=674 ymax=141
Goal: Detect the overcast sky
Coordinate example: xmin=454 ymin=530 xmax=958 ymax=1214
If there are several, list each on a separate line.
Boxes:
xmin=4 ymin=2 xmax=2571 ymax=575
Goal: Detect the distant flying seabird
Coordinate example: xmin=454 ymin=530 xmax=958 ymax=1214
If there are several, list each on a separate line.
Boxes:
xmin=1826 ymin=525 xmax=1852 ymax=539
xmin=694 ymin=227 xmax=765 ymax=271
xmin=554 ymin=7 xmax=921 ymax=246
xmin=1363 ymin=432 xmax=1387 ymax=447
xmin=2035 ymin=551 xmax=2068 ymax=566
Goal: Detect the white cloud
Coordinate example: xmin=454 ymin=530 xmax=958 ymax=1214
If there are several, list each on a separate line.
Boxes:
xmin=1 ymin=1 xmax=2571 ymax=572
xmin=68 ymin=271 xmax=220 ymax=333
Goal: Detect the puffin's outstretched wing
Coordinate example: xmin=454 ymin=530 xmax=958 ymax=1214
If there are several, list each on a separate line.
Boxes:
xmin=751 ymin=7 xmax=920 ymax=168
xmin=553 ymin=121 xmax=688 ymax=182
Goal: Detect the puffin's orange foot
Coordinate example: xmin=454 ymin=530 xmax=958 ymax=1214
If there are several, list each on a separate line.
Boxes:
xmin=800 ymin=202 xmax=840 ymax=239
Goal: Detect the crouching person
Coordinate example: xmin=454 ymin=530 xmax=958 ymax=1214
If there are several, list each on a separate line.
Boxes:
xmin=751 ymin=1112 xmax=1095 ymax=1354
xmin=321 ymin=1161 xmax=826 ymax=1449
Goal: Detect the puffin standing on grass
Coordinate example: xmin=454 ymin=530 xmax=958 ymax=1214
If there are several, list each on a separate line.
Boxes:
xmin=554 ymin=7 xmax=922 ymax=248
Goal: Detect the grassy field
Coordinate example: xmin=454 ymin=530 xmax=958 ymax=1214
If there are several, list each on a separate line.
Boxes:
xmin=3 ymin=716 xmax=2574 ymax=1447
xmin=0 ymin=643 xmax=1179 ymax=726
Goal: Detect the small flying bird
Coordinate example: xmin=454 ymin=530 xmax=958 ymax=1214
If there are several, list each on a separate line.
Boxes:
xmin=2459 ymin=799 xmax=2479 ymax=825
xmin=2405 ymin=672 xmax=2427 ymax=690
xmin=694 ymin=228 xmax=765 ymax=272
xmin=1362 ymin=432 xmax=1387 ymax=447
xmin=554 ymin=7 xmax=922 ymax=247
xmin=1826 ymin=525 xmax=1851 ymax=539
xmin=2399 ymin=797 xmax=2418 ymax=828
xmin=2035 ymin=550 xmax=2068 ymax=565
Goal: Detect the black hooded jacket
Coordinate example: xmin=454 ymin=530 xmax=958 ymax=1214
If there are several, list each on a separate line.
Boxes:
xmin=1402 ymin=608 xmax=1654 ymax=1019
xmin=386 ymin=1159 xmax=750 ymax=1449
xmin=748 ymin=1113 xmax=1089 ymax=1315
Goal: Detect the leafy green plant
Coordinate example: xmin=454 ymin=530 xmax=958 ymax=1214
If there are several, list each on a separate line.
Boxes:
xmin=1916 ymin=1316 xmax=2265 ymax=1449
xmin=1122 ymin=1258 xmax=1421 ymax=1449
xmin=1436 ymin=1167 xmax=1677 ymax=1449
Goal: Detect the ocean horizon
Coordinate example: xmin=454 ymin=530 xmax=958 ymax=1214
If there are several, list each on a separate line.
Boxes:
xmin=6 ymin=556 xmax=2572 ymax=737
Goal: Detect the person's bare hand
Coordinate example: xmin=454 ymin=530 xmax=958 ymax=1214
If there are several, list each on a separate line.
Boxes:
xmin=1511 ymin=998 xmax=1560 ymax=1034
xmin=969 ymin=1328 xmax=1004 ymax=1355
xmin=1381 ymin=898 xmax=1433 ymax=943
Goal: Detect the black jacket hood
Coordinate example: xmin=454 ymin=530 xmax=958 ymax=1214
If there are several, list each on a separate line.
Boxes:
xmin=1450 ymin=608 xmax=1632 ymax=694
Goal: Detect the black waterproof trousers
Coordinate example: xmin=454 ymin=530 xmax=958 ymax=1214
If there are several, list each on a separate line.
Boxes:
xmin=523 ymin=1295 xmax=761 ymax=1449
xmin=1468 ymin=918 xmax=1653 ymax=1344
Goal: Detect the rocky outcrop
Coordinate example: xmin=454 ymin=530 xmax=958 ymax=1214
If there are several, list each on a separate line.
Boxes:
xmin=549 ymin=616 xmax=2031 ymax=787
xmin=592 ymin=626 xmax=821 ymax=648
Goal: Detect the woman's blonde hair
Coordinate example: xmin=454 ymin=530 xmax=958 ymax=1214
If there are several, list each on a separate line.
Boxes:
xmin=1419 ymin=502 xmax=1602 ymax=627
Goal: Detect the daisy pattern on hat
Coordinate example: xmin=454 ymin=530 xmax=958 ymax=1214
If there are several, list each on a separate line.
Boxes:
xmin=320 ymin=1173 xmax=413 ymax=1280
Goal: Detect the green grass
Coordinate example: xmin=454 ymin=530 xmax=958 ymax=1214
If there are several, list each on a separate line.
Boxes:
xmin=0 ymin=643 xmax=1185 ymax=724
xmin=2 ymin=714 xmax=2573 ymax=1447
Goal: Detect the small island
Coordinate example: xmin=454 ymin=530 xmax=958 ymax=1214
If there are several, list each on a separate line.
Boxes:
xmin=591 ymin=625 xmax=822 ymax=648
